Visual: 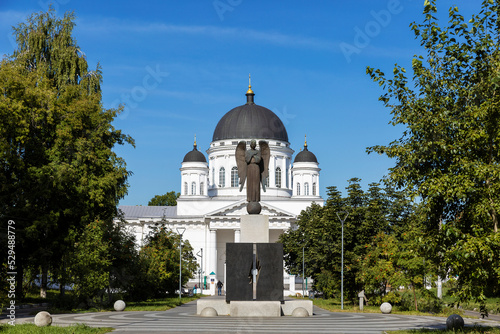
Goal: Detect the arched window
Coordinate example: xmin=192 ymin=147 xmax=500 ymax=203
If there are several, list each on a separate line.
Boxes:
xmin=219 ymin=167 xmax=225 ymax=187
xmin=275 ymin=167 xmax=281 ymax=188
xmin=184 ymin=182 xmax=188 ymax=195
xmin=200 ymin=182 xmax=204 ymax=195
xmin=304 ymin=182 xmax=309 ymax=196
xmin=211 ymin=168 xmax=215 ymax=185
xmin=312 ymin=182 xmax=316 ymax=196
xmin=231 ymin=167 xmax=238 ymax=187
xmin=297 ymin=183 xmax=301 ymax=196
xmin=191 ymin=182 xmax=196 ymax=195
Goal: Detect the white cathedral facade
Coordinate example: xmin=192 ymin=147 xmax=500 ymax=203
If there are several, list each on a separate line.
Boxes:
xmin=117 ymin=84 xmax=323 ymax=294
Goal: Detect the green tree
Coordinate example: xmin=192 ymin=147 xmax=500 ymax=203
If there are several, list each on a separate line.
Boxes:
xmin=70 ymin=220 xmax=111 ymax=307
xmin=0 ymin=8 xmax=134 ymax=298
xmin=281 ymin=179 xmax=413 ymax=303
xmin=148 ymin=191 xmax=180 ymax=206
xmin=129 ymin=225 xmax=197 ymax=299
xmin=366 ymin=0 xmax=500 ymax=311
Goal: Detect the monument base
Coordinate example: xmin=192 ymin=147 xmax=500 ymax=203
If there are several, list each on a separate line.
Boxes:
xmin=196 ymin=299 xmax=313 ymax=317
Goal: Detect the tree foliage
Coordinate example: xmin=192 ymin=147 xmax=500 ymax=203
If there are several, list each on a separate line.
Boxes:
xmin=148 ymin=191 xmax=180 ymax=206
xmin=366 ymin=0 xmax=500 ymax=311
xmin=128 ymin=224 xmax=197 ymax=299
xmin=0 ymin=8 xmax=134 ymax=298
xmin=70 ymin=220 xmax=111 ymax=305
xmin=280 ymin=179 xmax=414 ymax=303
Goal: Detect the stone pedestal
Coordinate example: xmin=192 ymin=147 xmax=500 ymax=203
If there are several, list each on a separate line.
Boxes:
xmin=240 ymin=214 xmax=269 ymax=242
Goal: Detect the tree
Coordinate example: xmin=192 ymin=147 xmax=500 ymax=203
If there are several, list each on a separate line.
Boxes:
xmin=0 ymin=8 xmax=134 ymax=298
xmin=280 ymin=179 xmax=413 ymax=303
xmin=148 ymin=191 xmax=180 ymax=206
xmin=129 ymin=224 xmax=197 ymax=299
xmin=366 ymin=0 xmax=500 ymax=312
xmin=70 ymin=220 xmax=111 ymax=307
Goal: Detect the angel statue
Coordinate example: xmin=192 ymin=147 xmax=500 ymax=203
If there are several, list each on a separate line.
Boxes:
xmin=235 ymin=139 xmax=270 ymax=214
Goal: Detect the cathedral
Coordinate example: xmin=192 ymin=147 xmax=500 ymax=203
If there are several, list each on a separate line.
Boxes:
xmin=117 ymin=82 xmax=323 ymax=294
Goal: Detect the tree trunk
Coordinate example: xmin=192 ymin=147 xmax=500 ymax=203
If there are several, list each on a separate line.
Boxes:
xmin=412 ymin=284 xmax=418 ymax=311
xmin=40 ymin=265 xmax=48 ymax=298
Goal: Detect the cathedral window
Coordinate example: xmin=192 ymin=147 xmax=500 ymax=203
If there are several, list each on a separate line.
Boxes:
xmin=184 ymin=182 xmax=188 ymax=195
xmin=304 ymin=182 xmax=310 ymax=196
xmin=297 ymin=183 xmax=300 ymax=196
xmin=231 ymin=167 xmax=238 ymax=187
xmin=275 ymin=167 xmax=281 ymax=188
xmin=191 ymin=182 xmax=196 ymax=195
xmin=219 ymin=167 xmax=225 ymax=187
xmin=312 ymin=182 xmax=316 ymax=196
xmin=200 ymin=182 xmax=204 ymax=195
xmin=211 ymin=168 xmax=215 ymax=185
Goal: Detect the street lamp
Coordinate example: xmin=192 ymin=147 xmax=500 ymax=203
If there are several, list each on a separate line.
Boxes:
xmin=176 ymin=227 xmax=186 ymax=299
xmin=302 ymin=246 xmax=305 ymax=298
xmin=336 ymin=211 xmax=349 ymax=310
xmin=196 ymin=248 xmax=203 ymax=292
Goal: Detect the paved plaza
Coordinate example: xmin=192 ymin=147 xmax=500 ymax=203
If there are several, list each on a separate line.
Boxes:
xmin=3 ymin=298 xmax=500 ymax=333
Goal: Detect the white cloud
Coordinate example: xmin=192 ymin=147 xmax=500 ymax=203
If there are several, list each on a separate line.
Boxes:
xmin=77 ymin=17 xmax=338 ymax=52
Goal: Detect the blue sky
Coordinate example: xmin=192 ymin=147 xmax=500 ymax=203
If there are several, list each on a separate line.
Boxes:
xmin=0 ymin=0 xmax=481 ymax=205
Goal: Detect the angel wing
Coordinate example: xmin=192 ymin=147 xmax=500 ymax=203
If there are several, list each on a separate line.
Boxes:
xmin=259 ymin=140 xmax=270 ymax=192
xmin=235 ymin=141 xmax=247 ymax=191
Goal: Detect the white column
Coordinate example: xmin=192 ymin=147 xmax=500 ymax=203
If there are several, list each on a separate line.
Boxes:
xmin=209 ymin=229 xmax=217 ymax=275
xmin=234 ymin=229 xmax=241 ymax=243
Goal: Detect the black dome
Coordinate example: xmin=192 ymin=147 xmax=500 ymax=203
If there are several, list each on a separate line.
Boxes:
xmin=294 ymin=146 xmax=318 ymax=163
xmin=212 ymin=91 xmax=288 ymax=142
xmin=183 ymin=144 xmax=206 ymax=163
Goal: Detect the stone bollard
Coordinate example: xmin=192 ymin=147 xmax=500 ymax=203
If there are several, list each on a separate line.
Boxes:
xmin=358 ymin=290 xmax=365 ymax=311
xmin=114 ymin=300 xmax=126 ymax=312
xmin=446 ymin=314 xmax=464 ymax=330
xmin=34 ymin=311 xmax=52 ymax=327
xmin=380 ymin=302 xmax=392 ymax=314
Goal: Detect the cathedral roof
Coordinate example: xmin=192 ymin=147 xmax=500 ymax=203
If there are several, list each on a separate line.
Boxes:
xmin=212 ymin=86 xmax=288 ymax=142
xmin=294 ymin=139 xmax=318 ymax=163
xmin=183 ymin=142 xmax=207 ymax=163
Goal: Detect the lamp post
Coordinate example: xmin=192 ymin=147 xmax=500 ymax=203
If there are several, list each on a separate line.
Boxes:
xmin=196 ymin=248 xmax=203 ymax=292
xmin=336 ymin=211 xmax=349 ymax=310
xmin=176 ymin=227 xmax=186 ymax=299
xmin=302 ymin=246 xmax=305 ymax=297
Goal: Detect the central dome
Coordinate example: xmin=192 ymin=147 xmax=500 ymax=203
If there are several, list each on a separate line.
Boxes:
xmin=212 ymin=89 xmax=288 ymax=142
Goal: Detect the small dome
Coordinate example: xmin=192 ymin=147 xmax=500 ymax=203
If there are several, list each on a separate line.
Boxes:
xmin=212 ymin=88 xmax=288 ymax=142
xmin=183 ymin=143 xmax=206 ymax=163
xmin=294 ymin=142 xmax=318 ymax=163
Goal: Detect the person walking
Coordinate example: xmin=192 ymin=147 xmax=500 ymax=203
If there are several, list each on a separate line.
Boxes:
xmin=216 ymin=280 xmax=223 ymax=296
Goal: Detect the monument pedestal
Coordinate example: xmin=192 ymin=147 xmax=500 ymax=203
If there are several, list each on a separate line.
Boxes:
xmin=197 ymin=214 xmax=312 ymax=317
xmin=240 ymin=214 xmax=269 ymax=243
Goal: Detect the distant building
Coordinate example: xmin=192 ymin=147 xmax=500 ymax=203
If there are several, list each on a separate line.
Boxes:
xmin=117 ymin=84 xmax=323 ymax=292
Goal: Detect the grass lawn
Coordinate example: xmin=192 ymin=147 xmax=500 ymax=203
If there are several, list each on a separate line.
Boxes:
xmin=46 ymin=295 xmax=201 ymax=314
xmin=310 ymin=298 xmax=464 ymax=317
xmin=0 ymin=324 xmax=113 ymax=333
xmin=114 ymin=296 xmax=200 ymax=311
xmin=387 ymin=328 xmax=500 ymax=334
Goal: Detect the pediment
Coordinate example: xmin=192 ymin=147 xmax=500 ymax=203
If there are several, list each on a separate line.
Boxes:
xmin=206 ymin=200 xmax=295 ymax=217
